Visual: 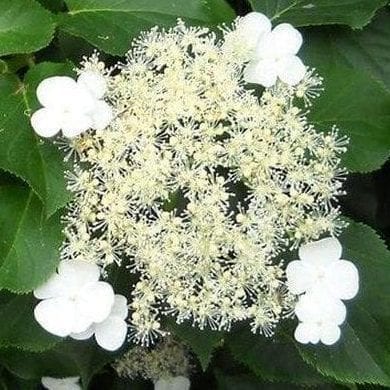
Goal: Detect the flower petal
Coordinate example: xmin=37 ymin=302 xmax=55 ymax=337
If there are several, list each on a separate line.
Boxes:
xmin=277 ymin=55 xmax=306 ymax=86
xmin=154 ymin=376 xmax=191 ymax=390
xmin=237 ymin=12 xmax=271 ymax=51
xmin=90 ymin=100 xmax=113 ymax=131
xmin=33 ymin=273 xmax=66 ymax=299
xmin=41 ymin=376 xmax=81 ymax=390
xmin=70 ymin=325 xmax=95 ymax=340
xmin=68 ymin=84 xmax=97 ymax=113
xmin=294 ymin=322 xmax=320 ymax=344
xmin=58 ymin=260 xmax=100 ymax=294
xmin=326 ymin=260 xmax=359 ymax=300
xmin=77 ymin=281 xmax=115 ymax=323
xmin=286 ymin=260 xmax=314 ymax=294
xmin=77 ymin=70 xmax=107 ymax=99
xmin=244 ymin=59 xmax=278 ymax=87
xmin=110 ymin=294 xmax=128 ymax=320
xmin=34 ymin=297 xmax=75 ymax=337
xmin=270 ymin=23 xmax=303 ymax=56
xmin=70 ymin=308 xmax=95 ymax=334
xmin=299 ymin=237 xmax=342 ymax=266
xmin=30 ymin=108 xmax=62 ymax=138
xmin=319 ymin=322 xmax=341 ymax=345
xmin=295 ymin=293 xmax=346 ymax=325
xmin=36 ymin=76 xmax=77 ymax=109
xmin=94 ymin=316 xmax=127 ymax=351
xmin=61 ymin=111 xmax=93 ymax=138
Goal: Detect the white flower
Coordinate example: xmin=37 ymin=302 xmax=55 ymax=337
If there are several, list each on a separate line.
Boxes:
xmin=34 ymin=260 xmax=115 ymax=337
xmin=235 ymin=12 xmax=272 ymax=52
xmin=71 ymin=294 xmax=128 ymax=351
xmin=243 ymin=17 xmax=306 ymax=87
xmin=154 ymin=376 xmax=191 ymax=390
xmin=294 ymin=292 xmax=346 ymax=345
xmin=41 ymin=376 xmax=81 ymax=390
xmin=31 ymin=70 xmax=113 ymax=138
xmin=287 ymin=237 xmax=359 ymax=345
xmin=286 ymin=237 xmax=359 ymax=300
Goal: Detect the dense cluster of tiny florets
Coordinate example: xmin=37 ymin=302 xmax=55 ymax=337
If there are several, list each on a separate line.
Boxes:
xmin=60 ymin=20 xmax=347 ymax=345
xmin=113 ymin=338 xmax=191 ymax=381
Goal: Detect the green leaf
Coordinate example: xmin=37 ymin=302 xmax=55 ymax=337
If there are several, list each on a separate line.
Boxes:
xmin=0 ymin=0 xmax=55 ymax=56
xmin=37 ymin=0 xmax=65 ymax=13
xmin=305 ymin=10 xmax=390 ymax=91
xmin=297 ymin=221 xmax=390 ymax=386
xmin=214 ymin=370 xmax=349 ymax=390
xmin=248 ymin=0 xmax=387 ymax=29
xmin=0 ymin=341 xmax=117 ymax=388
xmin=60 ymin=0 xmax=235 ymax=55
xmin=0 ymin=62 xmax=72 ymax=217
xmin=306 ymin=64 xmax=390 ymax=173
xmin=0 ymin=185 xmax=63 ymax=293
xmin=167 ymin=319 xmax=224 ymax=371
xmin=226 ymin=328 xmax=325 ymax=385
xmin=0 ymin=369 xmax=39 ymax=390
xmin=0 ymin=292 xmax=59 ymax=351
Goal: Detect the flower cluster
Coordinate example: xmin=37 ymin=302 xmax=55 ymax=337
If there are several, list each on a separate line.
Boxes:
xmin=114 ymin=337 xmax=191 ymax=389
xmin=32 ymin=15 xmax=347 ymax=345
xmin=34 ymin=260 xmax=128 ymax=351
xmin=287 ymin=237 xmax=359 ymax=345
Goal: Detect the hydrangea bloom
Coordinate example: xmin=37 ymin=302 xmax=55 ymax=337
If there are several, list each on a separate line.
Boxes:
xmin=55 ymin=20 xmax=346 ymax=345
xmin=41 ymin=376 xmax=81 ymax=390
xmin=237 ymin=12 xmax=306 ymax=87
xmin=155 ymin=376 xmax=191 ymax=390
xmin=34 ymin=260 xmax=114 ymax=337
xmin=30 ymin=70 xmax=113 ymax=138
xmin=71 ymin=294 xmax=128 ymax=351
xmin=287 ymin=237 xmax=359 ymax=345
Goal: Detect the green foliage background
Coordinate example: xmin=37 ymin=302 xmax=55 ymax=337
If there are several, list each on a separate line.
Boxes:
xmin=0 ymin=0 xmax=389 ymax=388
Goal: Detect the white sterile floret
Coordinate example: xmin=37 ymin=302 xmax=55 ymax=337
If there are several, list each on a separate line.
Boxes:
xmin=34 ymin=260 xmax=115 ymax=337
xmin=286 ymin=237 xmax=359 ymax=300
xmin=294 ymin=292 xmax=346 ymax=345
xmin=41 ymin=376 xmax=81 ymax=390
xmin=244 ymin=18 xmax=306 ymax=87
xmin=30 ymin=71 xmax=113 ymax=138
xmin=71 ymin=294 xmax=128 ymax=351
xmin=154 ymin=376 xmax=191 ymax=390
xmin=287 ymin=237 xmax=359 ymax=345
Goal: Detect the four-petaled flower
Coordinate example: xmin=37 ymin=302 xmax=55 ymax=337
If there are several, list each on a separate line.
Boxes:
xmin=31 ymin=70 xmax=113 ymax=138
xmin=286 ymin=237 xmax=359 ymax=345
xmin=240 ymin=12 xmax=306 ymax=87
xmin=41 ymin=376 xmax=81 ymax=390
xmin=294 ymin=292 xmax=346 ymax=345
xmin=287 ymin=237 xmax=359 ymax=300
xmin=71 ymin=294 xmax=128 ymax=351
xmin=34 ymin=260 xmax=115 ymax=337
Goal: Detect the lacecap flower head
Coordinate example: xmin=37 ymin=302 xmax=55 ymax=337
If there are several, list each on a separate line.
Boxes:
xmin=31 ymin=13 xmax=356 ymax=348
